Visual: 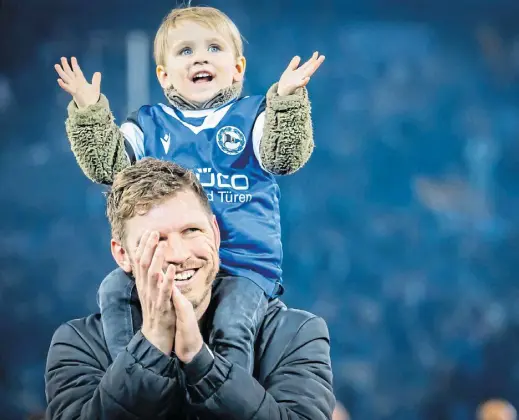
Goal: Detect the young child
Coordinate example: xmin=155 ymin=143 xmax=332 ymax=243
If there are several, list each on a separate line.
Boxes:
xmin=54 ymin=6 xmax=324 ymax=371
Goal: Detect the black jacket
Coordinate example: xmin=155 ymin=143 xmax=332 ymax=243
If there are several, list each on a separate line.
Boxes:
xmin=45 ymin=298 xmax=335 ymax=419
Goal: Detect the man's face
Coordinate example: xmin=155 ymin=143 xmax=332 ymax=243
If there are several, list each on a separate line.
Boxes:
xmin=156 ymin=21 xmax=246 ymax=104
xmin=113 ymin=190 xmax=220 ymax=314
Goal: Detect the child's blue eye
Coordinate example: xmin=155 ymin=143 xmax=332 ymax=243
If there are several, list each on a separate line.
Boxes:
xmin=180 ymin=47 xmax=192 ymax=56
xmin=208 ymin=45 xmax=220 ymax=53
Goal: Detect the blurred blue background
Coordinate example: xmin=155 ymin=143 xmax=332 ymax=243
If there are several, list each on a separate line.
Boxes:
xmin=3 ymin=0 xmax=519 ymax=419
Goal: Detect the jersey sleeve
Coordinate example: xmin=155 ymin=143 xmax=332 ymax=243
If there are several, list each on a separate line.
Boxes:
xmin=120 ymin=111 xmax=145 ymax=163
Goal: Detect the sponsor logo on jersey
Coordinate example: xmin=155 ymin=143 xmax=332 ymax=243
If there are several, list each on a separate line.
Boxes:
xmin=195 ymin=168 xmax=252 ymax=203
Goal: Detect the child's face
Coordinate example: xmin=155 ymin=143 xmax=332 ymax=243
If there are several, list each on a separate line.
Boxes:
xmin=157 ymin=21 xmax=246 ymax=104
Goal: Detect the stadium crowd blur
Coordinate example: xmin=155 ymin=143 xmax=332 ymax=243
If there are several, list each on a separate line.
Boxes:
xmin=3 ymin=0 xmax=519 ymax=419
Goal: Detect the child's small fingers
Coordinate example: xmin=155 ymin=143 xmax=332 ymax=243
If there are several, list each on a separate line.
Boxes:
xmin=57 ymin=78 xmax=74 ymax=94
xmin=303 ymin=56 xmax=325 ymax=77
xmin=54 ymin=64 xmax=72 ymax=83
xmin=287 ymin=56 xmax=301 ymax=71
xmin=60 ymin=57 xmax=74 ymax=77
xmin=316 ymin=55 xmax=326 ymax=67
xmin=70 ymin=57 xmax=85 ymax=79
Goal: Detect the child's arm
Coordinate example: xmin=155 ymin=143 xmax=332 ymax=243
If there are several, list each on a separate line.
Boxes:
xmin=55 ymin=57 xmax=130 ymax=185
xmin=260 ymin=83 xmax=312 ymax=175
xmin=258 ymin=52 xmax=325 ymax=175
xmin=66 ymin=95 xmax=130 ymax=184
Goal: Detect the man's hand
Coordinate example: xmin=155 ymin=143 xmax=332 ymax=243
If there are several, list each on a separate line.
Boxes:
xmin=277 ymin=52 xmax=325 ymax=97
xmin=135 ymin=230 xmax=177 ymax=355
xmin=171 ymin=283 xmax=204 ymax=364
xmin=54 ymin=57 xmax=101 ymax=109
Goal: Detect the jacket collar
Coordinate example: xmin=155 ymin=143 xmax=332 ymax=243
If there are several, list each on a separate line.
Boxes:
xmin=163 ymin=82 xmax=243 ymax=111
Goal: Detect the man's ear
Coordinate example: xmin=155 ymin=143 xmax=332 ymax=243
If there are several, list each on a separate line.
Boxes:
xmin=111 ymin=239 xmax=132 ymax=273
xmin=156 ymin=65 xmax=169 ymax=89
xmin=233 ymin=56 xmax=246 ymax=83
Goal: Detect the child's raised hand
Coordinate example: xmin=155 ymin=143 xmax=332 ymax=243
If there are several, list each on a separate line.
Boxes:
xmin=277 ymin=52 xmax=325 ymax=97
xmin=54 ymin=57 xmax=101 ymax=109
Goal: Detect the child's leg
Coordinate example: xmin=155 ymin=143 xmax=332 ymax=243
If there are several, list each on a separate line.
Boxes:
xmin=97 ymin=268 xmax=135 ymax=361
xmin=207 ymin=274 xmax=268 ymax=374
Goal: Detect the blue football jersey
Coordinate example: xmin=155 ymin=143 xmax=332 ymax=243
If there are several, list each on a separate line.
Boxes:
xmin=121 ymin=96 xmax=282 ymax=297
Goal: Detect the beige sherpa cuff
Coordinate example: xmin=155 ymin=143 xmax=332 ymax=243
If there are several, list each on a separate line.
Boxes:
xmin=67 ymin=94 xmax=111 ymax=123
xmin=266 ymin=83 xmax=309 ymax=111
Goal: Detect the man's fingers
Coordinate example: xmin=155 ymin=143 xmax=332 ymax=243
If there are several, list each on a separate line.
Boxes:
xmin=145 ymin=239 xmax=164 ymax=304
xmin=148 ymin=241 xmax=165 ymax=284
xmin=159 ymin=264 xmax=176 ymax=303
xmin=91 ymin=72 xmax=102 ymax=90
xmin=134 ymin=230 xmax=149 ymax=280
xmin=135 ymin=230 xmax=150 ymax=253
xmin=60 ymin=57 xmax=74 ymax=78
xmin=133 ymin=230 xmax=150 ymax=293
xmin=140 ymin=231 xmax=159 ymax=273
xmin=54 ymin=64 xmax=72 ymax=84
xmin=135 ymin=230 xmax=155 ymax=284
xmin=171 ymin=283 xmax=195 ymax=324
xmin=135 ymin=230 xmax=151 ymax=264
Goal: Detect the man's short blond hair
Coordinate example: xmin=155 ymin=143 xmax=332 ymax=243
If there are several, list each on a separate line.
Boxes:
xmin=477 ymin=399 xmax=517 ymax=420
xmin=154 ymin=6 xmax=244 ymax=67
xmin=106 ymin=158 xmax=212 ymax=244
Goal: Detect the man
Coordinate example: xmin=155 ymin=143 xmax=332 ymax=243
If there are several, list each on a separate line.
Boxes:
xmin=45 ymin=158 xmax=335 ymax=419
xmin=332 ymin=402 xmax=350 ymax=420
xmin=477 ymin=399 xmax=517 ymax=420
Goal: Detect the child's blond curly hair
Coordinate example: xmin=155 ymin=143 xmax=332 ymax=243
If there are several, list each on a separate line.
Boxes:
xmin=154 ymin=6 xmax=244 ymax=67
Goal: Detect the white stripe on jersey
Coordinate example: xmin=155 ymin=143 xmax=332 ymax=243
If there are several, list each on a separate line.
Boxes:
xmin=120 ymin=107 xmax=271 ymax=173
xmin=158 ymin=102 xmax=235 ymax=135
xmin=121 ymin=121 xmax=145 ymax=161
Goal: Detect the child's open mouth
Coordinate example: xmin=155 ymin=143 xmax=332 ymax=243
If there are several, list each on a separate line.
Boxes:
xmin=192 ymin=71 xmax=214 ymax=84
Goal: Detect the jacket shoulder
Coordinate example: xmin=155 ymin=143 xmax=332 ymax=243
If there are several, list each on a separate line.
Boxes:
xmin=50 ymin=315 xmax=107 ymax=357
xmin=257 ymin=301 xmax=330 ymax=377
xmin=265 ymin=300 xmax=327 ymax=333
xmin=62 ymin=314 xmax=103 ymax=336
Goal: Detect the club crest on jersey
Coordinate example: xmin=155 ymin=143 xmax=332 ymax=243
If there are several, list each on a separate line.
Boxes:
xmin=216 ymin=126 xmax=247 ymax=155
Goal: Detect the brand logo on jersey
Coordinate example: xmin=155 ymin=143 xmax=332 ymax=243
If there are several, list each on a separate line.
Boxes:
xmin=160 ymin=133 xmax=171 ymax=154
xmin=216 ymin=126 xmax=246 ymax=155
